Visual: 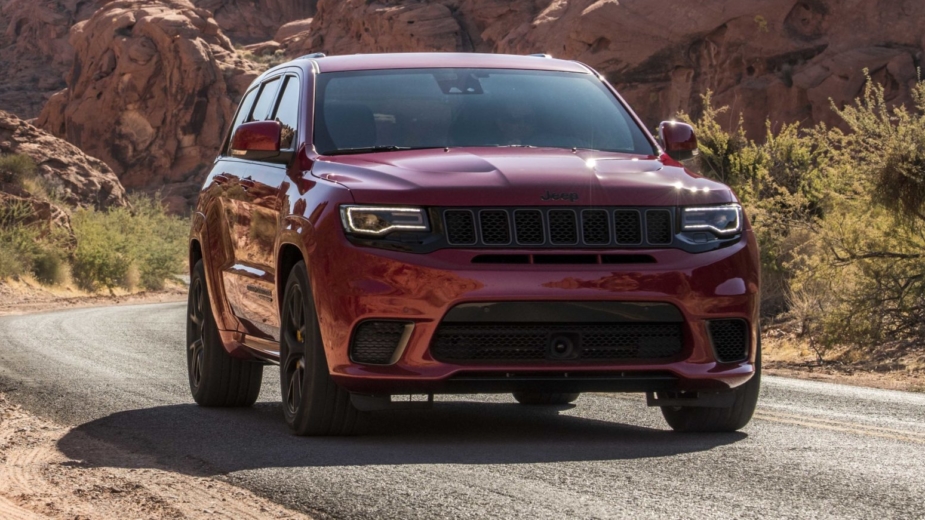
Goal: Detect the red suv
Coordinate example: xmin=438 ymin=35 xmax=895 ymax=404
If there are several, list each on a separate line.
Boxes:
xmin=186 ymin=53 xmax=761 ymax=436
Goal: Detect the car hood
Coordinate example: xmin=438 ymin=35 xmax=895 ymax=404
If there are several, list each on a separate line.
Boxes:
xmin=310 ymin=147 xmax=736 ymax=207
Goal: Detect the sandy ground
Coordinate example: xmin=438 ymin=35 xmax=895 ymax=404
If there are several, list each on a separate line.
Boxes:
xmin=762 ymin=325 xmax=925 ymax=393
xmin=0 ymin=394 xmax=310 ymax=520
xmin=0 ymin=277 xmax=188 ymax=317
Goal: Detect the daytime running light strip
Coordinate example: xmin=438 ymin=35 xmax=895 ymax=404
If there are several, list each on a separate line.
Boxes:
xmin=344 ymin=206 xmax=428 ymax=236
xmin=681 ymin=204 xmax=742 ymax=235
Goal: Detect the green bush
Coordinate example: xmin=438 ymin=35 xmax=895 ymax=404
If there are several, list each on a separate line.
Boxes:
xmin=0 ymin=225 xmax=36 ymax=279
xmin=0 ymin=153 xmax=36 ymax=186
xmin=685 ymin=73 xmax=925 ymax=353
xmin=71 ymin=194 xmax=186 ymax=291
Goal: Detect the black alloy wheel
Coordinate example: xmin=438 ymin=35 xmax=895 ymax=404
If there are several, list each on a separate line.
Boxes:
xmin=186 ymin=259 xmax=263 ymax=407
xmin=280 ymin=261 xmax=364 ymax=436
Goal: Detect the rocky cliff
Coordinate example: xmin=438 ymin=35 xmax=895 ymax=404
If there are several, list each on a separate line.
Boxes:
xmin=0 ymin=110 xmax=126 ymax=210
xmin=195 ymin=0 xmax=316 ymax=44
xmin=280 ymin=0 xmax=924 ymax=137
xmin=0 ymin=0 xmax=98 ymax=119
xmin=36 ymin=0 xmax=261 ymax=212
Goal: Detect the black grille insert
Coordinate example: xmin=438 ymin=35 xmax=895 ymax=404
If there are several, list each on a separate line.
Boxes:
xmin=444 ymin=210 xmax=476 ymax=245
xmin=646 ymin=210 xmax=673 ymax=244
xmin=548 ymin=210 xmax=579 ymax=244
xmin=431 ymin=322 xmax=683 ymax=363
xmin=614 ymin=210 xmax=643 ymax=244
xmin=479 ymin=210 xmax=511 ymax=244
xmin=708 ymin=319 xmax=748 ymax=363
xmin=514 ymin=210 xmax=544 ymax=244
xmin=581 ymin=210 xmax=611 ymax=244
xmin=351 ymin=321 xmax=409 ymax=365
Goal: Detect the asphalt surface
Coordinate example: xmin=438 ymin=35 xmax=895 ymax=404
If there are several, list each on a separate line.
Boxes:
xmin=0 ymin=302 xmax=924 ymax=519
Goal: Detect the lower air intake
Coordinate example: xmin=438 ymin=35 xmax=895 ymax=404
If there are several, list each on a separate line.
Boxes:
xmin=350 ymin=321 xmax=410 ymax=365
xmin=430 ymin=323 xmax=683 ymax=363
xmin=708 ymin=319 xmax=749 ymax=363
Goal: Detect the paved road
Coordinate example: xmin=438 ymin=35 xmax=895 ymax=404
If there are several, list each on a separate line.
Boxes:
xmin=1 ymin=302 xmax=924 ymax=519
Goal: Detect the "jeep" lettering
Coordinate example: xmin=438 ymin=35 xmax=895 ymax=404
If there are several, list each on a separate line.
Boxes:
xmin=540 ymin=190 xmax=579 ymax=202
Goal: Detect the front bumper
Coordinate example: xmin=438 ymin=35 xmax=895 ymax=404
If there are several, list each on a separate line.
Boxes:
xmin=308 ymin=224 xmax=760 ymax=395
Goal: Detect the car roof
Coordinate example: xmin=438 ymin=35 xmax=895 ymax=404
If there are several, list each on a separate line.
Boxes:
xmin=292 ymin=52 xmax=593 ymax=74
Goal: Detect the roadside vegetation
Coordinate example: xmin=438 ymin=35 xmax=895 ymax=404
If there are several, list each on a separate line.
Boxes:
xmin=0 ymin=155 xmax=186 ymax=292
xmin=683 ymin=71 xmax=925 ymax=367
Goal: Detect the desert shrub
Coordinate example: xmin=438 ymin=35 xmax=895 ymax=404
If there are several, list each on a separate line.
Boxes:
xmin=682 ymin=96 xmax=832 ymax=316
xmin=833 ymin=71 xmax=925 ymax=223
xmin=684 ymin=74 xmax=925 ymax=352
xmin=31 ymin=247 xmax=69 ymax=285
xmin=71 ymin=194 xmax=186 ymax=291
xmin=0 ymin=153 xmax=36 ymax=186
xmin=0 ymin=199 xmax=69 ymax=284
xmin=0 ymin=225 xmax=36 ymax=279
xmin=240 ymin=48 xmax=289 ymax=71
xmin=128 ymin=195 xmax=187 ymax=290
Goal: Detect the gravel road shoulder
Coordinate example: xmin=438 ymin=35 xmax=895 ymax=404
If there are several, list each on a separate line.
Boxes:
xmin=0 ymin=393 xmax=310 ymax=520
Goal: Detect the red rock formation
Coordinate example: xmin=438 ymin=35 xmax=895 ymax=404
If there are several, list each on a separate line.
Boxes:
xmin=0 ymin=0 xmax=97 ymax=119
xmin=36 ymin=0 xmax=260 ymax=213
xmin=193 ymin=0 xmax=316 ymax=44
xmin=282 ymin=0 xmax=925 ymax=137
xmin=282 ymin=0 xmax=467 ymax=56
xmin=0 ymin=110 xmax=126 ymax=210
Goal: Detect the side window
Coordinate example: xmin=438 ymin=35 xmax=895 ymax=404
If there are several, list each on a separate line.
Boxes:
xmin=248 ymin=77 xmax=281 ymax=122
xmin=273 ymin=76 xmax=300 ymax=150
xmin=225 ymin=87 xmax=259 ymax=155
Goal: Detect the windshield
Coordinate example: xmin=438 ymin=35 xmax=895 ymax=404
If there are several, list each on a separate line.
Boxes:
xmin=313 ymin=68 xmax=656 ymax=156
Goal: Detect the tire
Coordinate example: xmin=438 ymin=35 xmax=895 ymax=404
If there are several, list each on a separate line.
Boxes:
xmin=280 ymin=261 xmax=365 ymax=436
xmin=659 ymin=337 xmax=762 ymax=433
xmin=187 ymin=260 xmax=263 ymax=407
xmin=512 ymin=392 xmax=580 ymax=405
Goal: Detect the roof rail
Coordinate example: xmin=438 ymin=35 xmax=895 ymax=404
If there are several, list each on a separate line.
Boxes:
xmin=528 ymin=53 xmax=552 ymax=58
xmin=298 ymin=52 xmax=326 ymax=59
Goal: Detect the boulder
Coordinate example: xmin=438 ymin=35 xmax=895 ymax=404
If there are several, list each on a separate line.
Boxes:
xmin=274 ymin=18 xmax=314 ymax=43
xmin=284 ymin=0 xmax=466 ymax=56
xmin=0 ymin=110 xmax=127 ymax=210
xmin=193 ymin=0 xmax=316 ymax=44
xmin=36 ymin=0 xmax=260 ymax=212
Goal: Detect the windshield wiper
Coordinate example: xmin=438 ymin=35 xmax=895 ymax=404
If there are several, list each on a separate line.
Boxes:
xmin=323 ymin=145 xmax=412 ymax=156
xmin=323 ymin=146 xmax=451 ymax=156
xmin=494 ymin=144 xmax=537 ymax=148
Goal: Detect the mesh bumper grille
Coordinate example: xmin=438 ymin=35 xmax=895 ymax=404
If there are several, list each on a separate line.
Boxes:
xmin=431 ymin=322 xmax=683 ymax=363
xmin=350 ymin=321 xmax=409 ymax=365
xmin=708 ymin=319 xmax=749 ymax=363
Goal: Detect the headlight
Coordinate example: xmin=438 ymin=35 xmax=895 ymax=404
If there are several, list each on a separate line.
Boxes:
xmin=681 ymin=204 xmax=743 ymax=236
xmin=340 ymin=205 xmax=429 ymax=236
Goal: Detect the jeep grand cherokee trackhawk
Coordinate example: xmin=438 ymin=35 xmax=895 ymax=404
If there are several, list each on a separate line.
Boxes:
xmin=186 ymin=52 xmax=761 ymax=436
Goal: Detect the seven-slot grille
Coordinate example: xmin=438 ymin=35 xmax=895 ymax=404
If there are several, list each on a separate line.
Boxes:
xmin=442 ymin=207 xmax=675 ymax=248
